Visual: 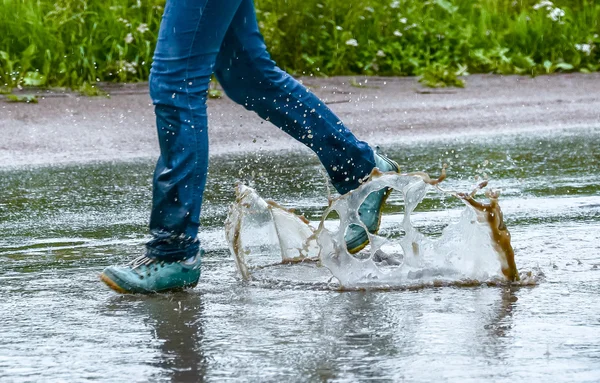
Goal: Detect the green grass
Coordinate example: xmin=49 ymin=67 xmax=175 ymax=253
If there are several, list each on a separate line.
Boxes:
xmin=0 ymin=0 xmax=162 ymax=90
xmin=5 ymin=93 xmax=38 ymax=103
xmin=418 ymin=63 xmax=466 ymax=88
xmin=1 ymin=0 xmax=599 ymax=90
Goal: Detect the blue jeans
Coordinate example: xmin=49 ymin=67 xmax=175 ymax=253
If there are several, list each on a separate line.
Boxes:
xmin=147 ymin=0 xmax=376 ymax=261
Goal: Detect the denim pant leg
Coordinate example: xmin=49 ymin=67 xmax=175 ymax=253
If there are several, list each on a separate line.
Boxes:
xmin=147 ymin=0 xmax=243 ymax=261
xmin=215 ymin=0 xmax=375 ymax=195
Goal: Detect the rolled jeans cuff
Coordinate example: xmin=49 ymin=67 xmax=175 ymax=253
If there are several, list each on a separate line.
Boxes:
xmin=145 ymin=229 xmax=200 ymax=262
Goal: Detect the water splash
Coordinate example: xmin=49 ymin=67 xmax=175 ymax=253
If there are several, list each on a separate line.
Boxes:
xmin=225 ymin=184 xmax=319 ymax=280
xmin=225 ymin=170 xmax=535 ymax=290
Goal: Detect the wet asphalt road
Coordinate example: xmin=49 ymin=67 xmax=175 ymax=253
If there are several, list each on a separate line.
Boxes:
xmin=1 ymin=73 xmax=599 ymax=167
xmin=1 ymin=75 xmax=599 ymax=382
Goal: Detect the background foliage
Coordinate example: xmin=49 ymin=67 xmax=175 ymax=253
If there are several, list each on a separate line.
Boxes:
xmin=0 ymin=0 xmax=598 ymax=90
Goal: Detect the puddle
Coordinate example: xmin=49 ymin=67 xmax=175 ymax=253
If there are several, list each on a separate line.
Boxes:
xmin=0 ymin=127 xmax=599 ymax=382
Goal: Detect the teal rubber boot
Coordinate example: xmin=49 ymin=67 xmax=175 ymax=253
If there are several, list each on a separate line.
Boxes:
xmin=345 ymin=152 xmax=400 ymax=254
xmin=100 ymin=250 xmax=203 ymax=294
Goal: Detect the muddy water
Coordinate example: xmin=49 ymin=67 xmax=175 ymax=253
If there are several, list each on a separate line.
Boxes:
xmin=1 ymin=127 xmax=599 ymax=382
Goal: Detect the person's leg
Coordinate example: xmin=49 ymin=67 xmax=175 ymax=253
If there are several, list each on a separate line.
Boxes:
xmin=214 ymin=0 xmax=399 ymax=254
xmin=214 ymin=0 xmax=375 ymax=195
xmin=101 ymin=0 xmax=244 ymax=293
xmin=147 ymin=0 xmax=243 ymax=261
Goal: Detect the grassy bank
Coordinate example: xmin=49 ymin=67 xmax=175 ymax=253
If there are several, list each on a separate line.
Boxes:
xmin=0 ymin=0 xmax=599 ymax=90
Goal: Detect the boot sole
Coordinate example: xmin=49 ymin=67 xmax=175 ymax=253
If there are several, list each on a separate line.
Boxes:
xmin=100 ymin=273 xmax=129 ymax=294
xmin=100 ymin=272 xmax=199 ymax=294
